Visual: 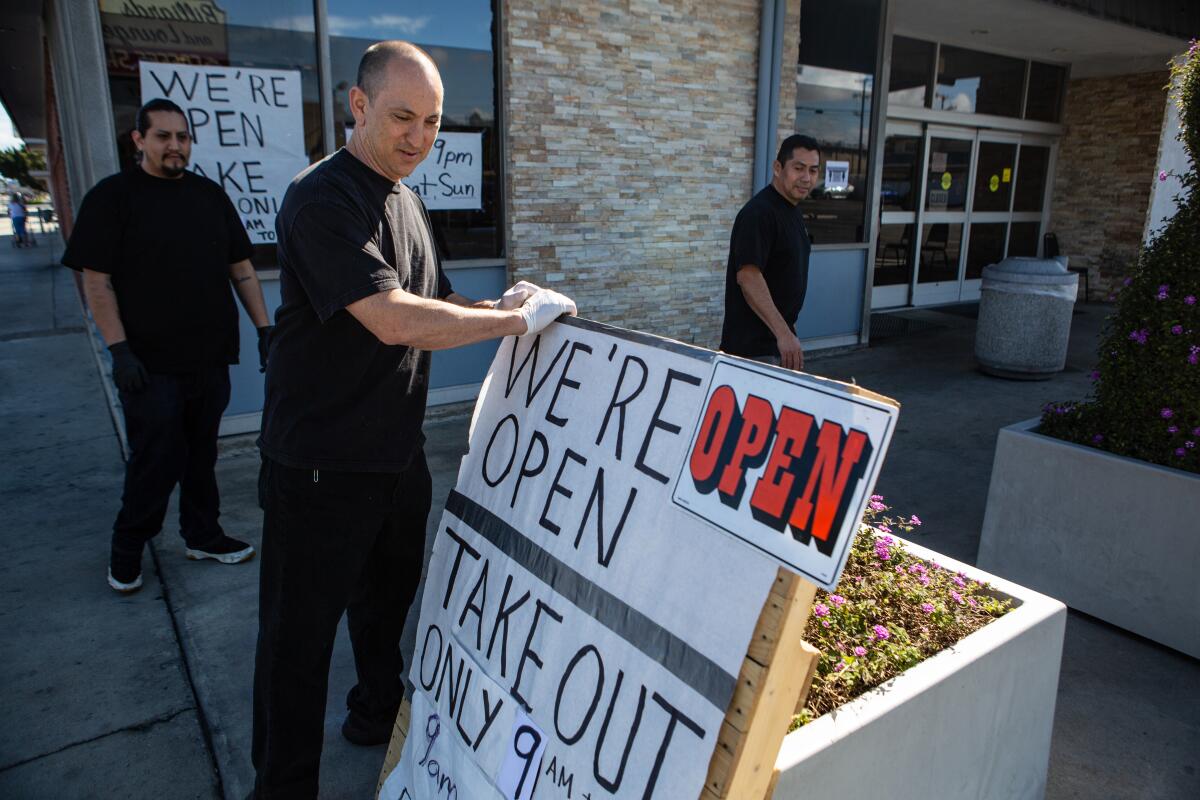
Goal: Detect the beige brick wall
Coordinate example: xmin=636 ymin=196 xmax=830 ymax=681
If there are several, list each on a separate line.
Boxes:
xmin=1049 ymin=71 xmax=1169 ymax=299
xmin=503 ymin=0 xmax=795 ymax=346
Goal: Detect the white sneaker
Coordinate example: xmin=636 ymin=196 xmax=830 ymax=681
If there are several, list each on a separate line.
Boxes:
xmin=107 ymin=566 xmax=143 ymax=594
xmin=185 ymin=535 xmax=256 ymax=565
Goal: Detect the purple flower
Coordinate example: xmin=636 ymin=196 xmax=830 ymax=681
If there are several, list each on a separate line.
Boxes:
xmin=853 ymin=645 xmax=867 ymax=657
xmin=1129 ymin=329 xmax=1149 ymax=345
xmin=1092 ymin=433 xmax=1104 ymax=444
xmin=821 ymin=619 xmax=831 ymax=628
xmin=919 ymin=575 xmax=931 ymax=586
xmin=953 ymin=575 xmax=966 ymax=587
xmin=1157 ymin=284 xmax=1170 ymax=300
xmin=813 ymin=603 xmax=829 ymax=617
xmin=868 ymin=500 xmax=886 ymax=511
xmin=1189 ymin=346 xmax=1199 ymax=365
xmin=830 ymin=594 xmax=846 ymax=607
xmin=870 ymin=494 xmax=884 ymax=503
xmin=1123 ymin=277 xmax=1133 ymax=287
xmin=1168 ymin=425 xmax=1179 ymax=434
xmin=833 ymin=661 xmax=846 ymax=672
xmin=895 ymin=565 xmax=905 ymax=574
xmin=1089 ymin=370 xmax=1101 ymax=381
xmin=1186 ymin=295 xmax=1197 ymax=306
xmin=877 ymin=525 xmax=893 ymax=535
xmin=1186 ymin=441 xmax=1195 ymax=449
xmin=872 ymin=625 xmax=890 ymax=640
xmin=1162 ymin=408 xmax=1174 ymax=419
xmin=1193 ymin=428 xmax=1200 ymax=437
xmin=921 ymin=602 xmax=934 ymax=614
xmin=1175 ymin=448 xmax=1186 ymax=457
xmin=1159 ymin=170 xmax=1168 ymax=182
xmin=967 ymin=597 xmax=979 ymax=608
xmin=1172 ymin=325 xmax=1184 ymax=335
xmin=950 ymin=590 xmax=965 ymax=604
xmin=908 ymin=563 xmax=927 ymax=575
xmin=910 ymin=514 xmax=922 ymax=526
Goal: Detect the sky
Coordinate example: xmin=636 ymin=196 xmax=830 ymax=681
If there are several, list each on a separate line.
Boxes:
xmin=0 ymin=103 xmax=23 ymax=150
xmin=253 ymin=0 xmax=493 ymax=51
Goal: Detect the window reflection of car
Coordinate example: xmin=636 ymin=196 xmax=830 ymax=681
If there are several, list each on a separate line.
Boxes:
xmin=810 ymin=182 xmax=855 ymax=200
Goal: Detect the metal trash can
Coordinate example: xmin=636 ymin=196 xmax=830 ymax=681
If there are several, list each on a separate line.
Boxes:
xmin=975 ymin=256 xmax=1078 ymax=379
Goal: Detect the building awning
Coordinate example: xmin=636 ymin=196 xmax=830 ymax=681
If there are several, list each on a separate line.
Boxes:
xmin=0 ymin=0 xmax=46 ymax=142
xmin=894 ymin=0 xmax=1192 ymax=77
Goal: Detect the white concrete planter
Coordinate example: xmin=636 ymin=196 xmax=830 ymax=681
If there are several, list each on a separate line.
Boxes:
xmin=977 ymin=418 xmax=1200 ymax=658
xmin=773 ymin=537 xmax=1066 ymax=800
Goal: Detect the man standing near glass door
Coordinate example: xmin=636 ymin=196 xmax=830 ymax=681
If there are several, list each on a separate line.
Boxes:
xmin=720 ymin=134 xmax=821 ymax=371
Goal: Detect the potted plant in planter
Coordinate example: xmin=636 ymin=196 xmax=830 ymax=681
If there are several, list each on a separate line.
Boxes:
xmin=773 ymin=502 xmax=1067 ymax=800
xmin=976 ymin=44 xmax=1200 ymax=658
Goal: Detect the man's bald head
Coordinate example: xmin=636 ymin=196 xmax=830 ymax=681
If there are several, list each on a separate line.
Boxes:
xmin=355 ymin=41 xmax=440 ymax=100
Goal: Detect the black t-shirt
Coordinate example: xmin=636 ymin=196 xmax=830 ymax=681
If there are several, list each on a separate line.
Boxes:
xmin=62 ymin=168 xmax=253 ymax=372
xmin=719 ymin=184 xmax=811 ymax=357
xmin=258 ymin=149 xmax=453 ymax=473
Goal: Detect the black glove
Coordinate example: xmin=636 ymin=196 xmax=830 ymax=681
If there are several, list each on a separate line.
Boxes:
xmin=108 ymin=341 xmax=148 ymax=393
xmin=256 ymin=325 xmax=274 ymax=373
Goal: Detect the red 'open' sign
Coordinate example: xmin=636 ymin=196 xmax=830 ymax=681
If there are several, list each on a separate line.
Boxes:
xmin=672 ymin=358 xmax=898 ymax=589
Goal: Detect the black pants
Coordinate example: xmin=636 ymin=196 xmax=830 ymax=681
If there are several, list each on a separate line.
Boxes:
xmin=251 ymin=452 xmax=432 ymax=799
xmin=111 ymin=366 xmax=231 ymax=567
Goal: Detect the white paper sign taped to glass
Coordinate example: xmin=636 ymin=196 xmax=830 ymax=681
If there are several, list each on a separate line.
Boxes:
xmin=672 ymin=357 xmax=898 ymax=590
xmin=401 ymin=132 xmax=483 ymax=211
xmin=382 ymin=320 xmax=782 ymax=799
xmin=138 ymin=61 xmax=309 ymax=242
xmin=824 ymin=160 xmax=850 ymax=191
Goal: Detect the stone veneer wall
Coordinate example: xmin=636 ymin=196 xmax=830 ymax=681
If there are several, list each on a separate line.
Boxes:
xmin=1049 ymin=71 xmax=1169 ymax=299
xmin=502 ymin=0 xmax=800 ymax=346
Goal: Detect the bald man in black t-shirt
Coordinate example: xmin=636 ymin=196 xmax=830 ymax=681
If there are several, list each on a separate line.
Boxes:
xmin=720 ymin=134 xmax=821 ymax=371
xmin=251 ymin=41 xmax=576 ymax=798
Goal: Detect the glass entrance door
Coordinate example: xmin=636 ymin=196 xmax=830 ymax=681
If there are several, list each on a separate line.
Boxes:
xmin=872 ymin=122 xmax=1056 ymax=309
xmin=874 ymin=121 xmax=923 ymax=309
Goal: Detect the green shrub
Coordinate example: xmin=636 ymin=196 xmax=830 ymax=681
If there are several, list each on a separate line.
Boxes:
xmin=791 ymin=500 xmax=1011 ymax=729
xmin=1040 ymin=43 xmax=1200 ymax=474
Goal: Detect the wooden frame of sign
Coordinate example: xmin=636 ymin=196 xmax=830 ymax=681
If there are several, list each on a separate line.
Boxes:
xmin=376 ymin=567 xmax=821 ymax=800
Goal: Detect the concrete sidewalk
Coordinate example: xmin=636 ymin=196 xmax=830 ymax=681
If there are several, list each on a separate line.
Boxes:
xmin=0 ymin=235 xmax=219 ymax=798
xmin=1 ymin=232 xmax=1197 ymax=798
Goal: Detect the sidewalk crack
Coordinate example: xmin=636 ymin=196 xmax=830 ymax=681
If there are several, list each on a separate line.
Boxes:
xmin=0 ymin=706 xmax=196 ymax=772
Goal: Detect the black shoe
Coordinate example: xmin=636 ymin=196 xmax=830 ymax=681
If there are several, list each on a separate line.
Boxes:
xmin=107 ymin=562 xmax=143 ymax=594
xmin=186 ymin=535 xmax=256 ymax=564
xmin=341 ymin=708 xmax=397 ymax=747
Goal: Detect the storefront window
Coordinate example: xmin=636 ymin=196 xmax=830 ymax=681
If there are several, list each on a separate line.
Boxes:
xmin=1008 ymin=221 xmax=1040 ymax=257
xmin=795 ymin=0 xmax=882 ymax=244
xmin=924 ymin=137 xmax=971 ymax=212
xmin=328 ymin=0 xmax=500 ymax=260
xmin=917 ymin=223 xmax=961 ymax=283
xmin=935 ymin=45 xmax=1025 ymax=118
xmin=888 ymin=37 xmax=934 ymax=109
xmin=874 ymin=223 xmax=913 ymax=286
xmin=973 ymin=141 xmax=1016 ymax=213
xmin=1025 ymin=62 xmax=1066 ymax=123
xmin=881 ymin=134 xmax=922 ymax=212
xmin=1013 ymin=145 xmax=1050 ymax=212
xmin=100 ymin=0 xmax=323 ymax=268
xmin=966 ymin=222 xmax=1006 ymax=279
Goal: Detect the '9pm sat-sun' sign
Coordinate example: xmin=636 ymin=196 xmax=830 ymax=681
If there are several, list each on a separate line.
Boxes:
xmin=672 ymin=357 xmax=898 ymax=589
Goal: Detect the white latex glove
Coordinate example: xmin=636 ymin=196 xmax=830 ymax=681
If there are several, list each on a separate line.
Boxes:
xmin=497 ymin=280 xmax=541 ymax=310
xmin=518 ymin=289 xmax=577 ymax=336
